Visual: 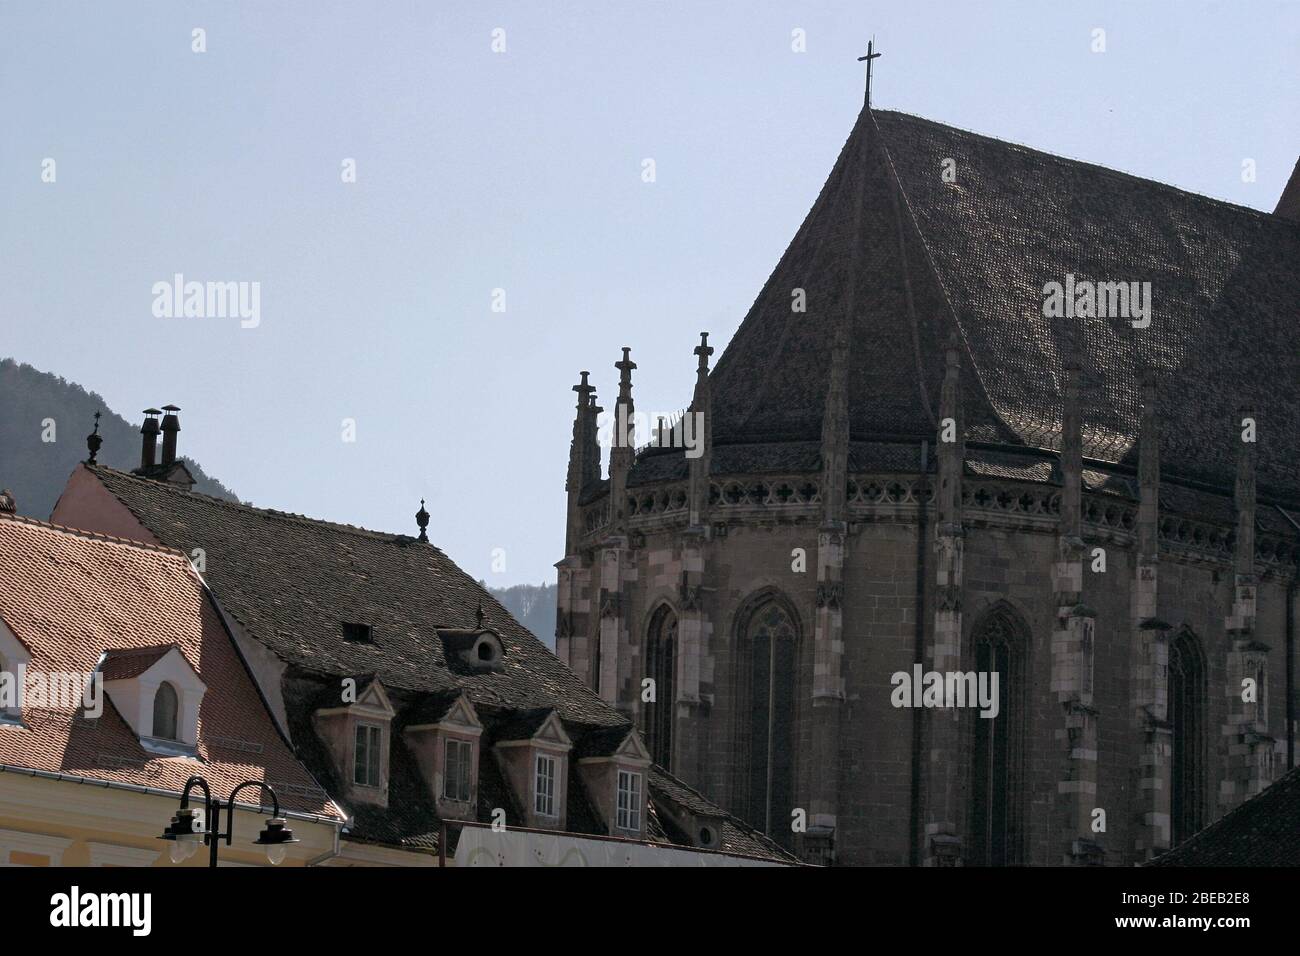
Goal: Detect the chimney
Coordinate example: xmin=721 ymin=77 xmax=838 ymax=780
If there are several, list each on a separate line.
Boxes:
xmin=160 ymin=404 xmax=181 ymax=466
xmin=140 ymin=409 xmax=162 ymax=470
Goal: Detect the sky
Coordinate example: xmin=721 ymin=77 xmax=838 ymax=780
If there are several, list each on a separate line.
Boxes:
xmin=1 ymin=1 xmax=1296 ymax=586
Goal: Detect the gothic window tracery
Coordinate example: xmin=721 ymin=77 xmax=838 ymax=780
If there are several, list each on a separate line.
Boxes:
xmin=738 ymin=596 xmax=798 ymax=847
xmin=1168 ymin=629 xmax=1206 ymax=846
xmin=969 ymin=603 xmax=1027 ymax=866
xmin=644 ymin=604 xmax=677 ymax=770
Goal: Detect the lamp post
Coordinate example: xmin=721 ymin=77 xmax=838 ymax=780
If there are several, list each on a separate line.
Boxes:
xmin=159 ymin=776 xmax=299 ymax=867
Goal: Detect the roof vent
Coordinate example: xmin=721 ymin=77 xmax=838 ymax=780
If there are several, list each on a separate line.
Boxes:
xmin=341 ymin=622 xmax=374 ymax=643
xmin=437 ymin=628 xmax=506 ymax=674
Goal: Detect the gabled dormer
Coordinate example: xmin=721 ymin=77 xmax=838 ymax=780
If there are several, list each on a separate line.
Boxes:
xmin=99 ymin=644 xmax=206 ymax=757
xmin=493 ymin=709 xmax=573 ymax=829
xmin=0 ymin=617 xmax=33 ymax=726
xmin=576 ymin=725 xmax=652 ymax=840
xmin=404 ymin=691 xmax=483 ymax=820
xmin=312 ymin=676 xmax=396 ymax=808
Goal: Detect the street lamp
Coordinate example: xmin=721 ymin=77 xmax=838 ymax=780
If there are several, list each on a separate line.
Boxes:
xmin=160 ymin=776 xmax=299 ymax=867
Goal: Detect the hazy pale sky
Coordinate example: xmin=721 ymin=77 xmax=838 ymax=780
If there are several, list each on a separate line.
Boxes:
xmin=2 ymin=1 xmax=1296 ymax=585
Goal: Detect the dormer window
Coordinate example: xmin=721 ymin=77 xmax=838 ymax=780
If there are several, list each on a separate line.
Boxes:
xmin=534 ymin=753 xmax=557 ymax=817
xmin=312 ymin=677 xmax=395 ymax=808
xmin=0 ymin=620 xmax=33 ymax=725
xmin=617 ymin=770 xmax=642 ymax=830
xmin=152 ymin=682 xmax=179 ymax=740
xmin=0 ymin=652 xmax=16 ymax=723
xmin=436 ymin=627 xmax=506 ymax=673
xmin=404 ymin=691 xmax=482 ymax=819
xmin=99 ymin=645 xmax=206 ymax=757
xmin=493 ymin=708 xmax=572 ymax=828
xmin=354 ymin=722 xmax=382 ymax=787
xmin=575 ymin=726 xmax=651 ymax=838
xmin=444 ymin=738 xmax=473 ymax=801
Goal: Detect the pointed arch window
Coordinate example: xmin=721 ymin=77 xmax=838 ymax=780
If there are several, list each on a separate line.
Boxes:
xmin=152 ymin=681 xmax=179 ymax=741
xmin=1168 ymin=629 xmax=1205 ymax=846
xmin=740 ymin=597 xmax=798 ymax=845
xmin=969 ymin=604 xmax=1027 ymax=866
xmin=644 ymin=605 xmax=677 ymax=769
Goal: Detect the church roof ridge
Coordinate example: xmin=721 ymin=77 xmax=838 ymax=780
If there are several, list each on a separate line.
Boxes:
xmin=871 ymin=107 xmax=1297 ymax=225
xmin=89 ymin=464 xmax=437 ymax=548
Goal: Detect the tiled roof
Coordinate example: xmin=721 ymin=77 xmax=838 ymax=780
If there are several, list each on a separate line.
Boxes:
xmin=0 ymin=514 xmax=344 ymax=821
xmin=88 ymin=464 xmax=620 ymax=725
xmin=83 ymin=466 xmax=797 ymax=863
xmin=284 ymin=669 xmax=798 ymax=863
xmin=99 ymin=644 xmax=180 ymax=681
xmin=647 ymin=766 xmax=796 ymax=862
xmin=693 ymin=107 xmax=1299 ymax=504
xmin=1147 ymin=766 xmax=1300 ymax=866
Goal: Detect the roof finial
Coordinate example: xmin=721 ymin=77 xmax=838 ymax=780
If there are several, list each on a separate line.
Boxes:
xmin=415 ymin=498 xmax=430 ymax=542
xmin=694 ymin=331 xmax=713 ymax=377
xmin=86 ymin=410 xmax=103 ymax=464
xmin=573 ymin=370 xmax=595 ymax=409
xmin=857 ymin=37 xmax=882 ymax=109
xmin=475 ymin=601 xmax=486 ymax=629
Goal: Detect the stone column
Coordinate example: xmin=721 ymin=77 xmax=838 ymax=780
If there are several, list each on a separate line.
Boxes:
xmin=1131 ymin=372 xmax=1171 ymax=861
xmin=806 ymin=315 xmax=849 ymax=861
xmin=675 ymin=332 xmax=716 ymax=783
xmin=1051 ymin=364 xmax=1102 ymax=864
xmin=1222 ymin=405 xmax=1273 ymax=809
xmin=925 ymin=334 xmax=965 ymax=866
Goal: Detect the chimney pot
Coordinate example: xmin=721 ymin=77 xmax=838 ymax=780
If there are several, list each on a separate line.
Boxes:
xmin=140 ymin=409 xmax=162 ymax=470
xmin=160 ymin=404 xmax=181 ymax=466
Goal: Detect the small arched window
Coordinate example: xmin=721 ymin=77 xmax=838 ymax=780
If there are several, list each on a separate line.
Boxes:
xmin=153 ymin=682 xmax=179 ymax=740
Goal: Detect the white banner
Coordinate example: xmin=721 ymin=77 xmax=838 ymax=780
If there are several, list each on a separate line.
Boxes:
xmin=453 ymin=828 xmax=783 ymax=867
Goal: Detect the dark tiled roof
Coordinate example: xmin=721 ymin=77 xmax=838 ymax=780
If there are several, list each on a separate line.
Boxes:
xmin=1147 ymin=766 xmax=1300 ymax=866
xmin=647 ymin=766 xmax=795 ymax=862
xmin=89 ymin=465 xmax=619 ymax=725
xmin=490 ymin=708 xmax=556 ymax=743
xmin=575 ymin=724 xmax=635 ymax=759
xmin=694 ymin=108 xmax=1299 ymax=504
xmin=87 ymin=466 xmax=796 ymax=863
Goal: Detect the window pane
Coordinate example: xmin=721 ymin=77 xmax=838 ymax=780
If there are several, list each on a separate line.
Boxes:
xmin=355 ymin=724 xmax=380 ymax=787
xmin=616 ymin=771 xmax=641 ymax=829
xmin=153 ymin=682 xmax=179 ymax=740
xmin=535 ymin=755 xmax=555 ymax=816
xmin=445 ymin=739 xmax=472 ymax=801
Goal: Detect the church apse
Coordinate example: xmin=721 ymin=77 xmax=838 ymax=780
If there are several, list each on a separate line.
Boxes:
xmin=554 ymin=103 xmax=1299 ymax=867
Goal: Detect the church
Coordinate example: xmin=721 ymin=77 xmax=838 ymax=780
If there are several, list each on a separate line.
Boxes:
xmin=554 ymin=100 xmax=1300 ymax=866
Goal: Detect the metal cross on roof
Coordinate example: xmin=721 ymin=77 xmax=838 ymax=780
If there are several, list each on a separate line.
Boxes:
xmin=858 ymin=39 xmax=882 ymax=108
